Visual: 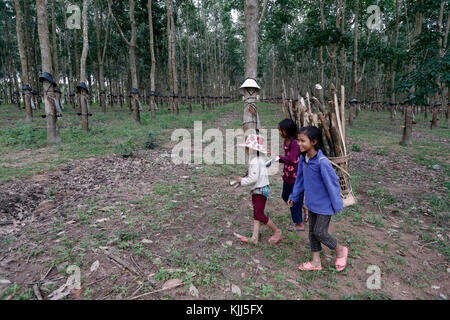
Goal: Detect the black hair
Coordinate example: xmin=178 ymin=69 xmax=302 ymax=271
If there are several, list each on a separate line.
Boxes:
xmin=278 ymin=118 xmax=298 ymax=140
xmin=298 ymin=126 xmax=324 ymax=158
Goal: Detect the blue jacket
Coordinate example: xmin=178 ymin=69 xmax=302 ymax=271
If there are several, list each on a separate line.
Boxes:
xmin=288 ymin=149 xmax=343 ymax=215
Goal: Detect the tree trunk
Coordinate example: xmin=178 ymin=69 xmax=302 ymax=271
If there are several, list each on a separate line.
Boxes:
xmin=400 ymin=105 xmax=413 ymax=146
xmin=432 ymin=1 xmax=447 ymax=130
xmin=350 ymin=0 xmax=358 ymax=99
xmin=95 ymin=0 xmax=110 ymax=114
xmin=319 ymin=0 xmax=325 ymax=88
xmin=51 ymin=0 xmax=59 ymax=86
xmin=36 ymin=0 xmax=60 ymax=144
xmin=339 ymin=0 xmax=346 ymax=90
xmin=243 ymin=0 xmax=259 ymax=140
xmin=79 ymin=0 xmax=89 ymax=132
xmin=147 ymin=0 xmax=157 ymax=119
xmin=14 ymin=0 xmax=33 ymax=122
xmin=390 ymin=0 xmax=400 ymax=121
xmin=186 ymin=0 xmax=192 ymax=114
xmin=166 ymin=0 xmax=178 ymax=115
xmin=109 ymin=0 xmax=140 ymax=124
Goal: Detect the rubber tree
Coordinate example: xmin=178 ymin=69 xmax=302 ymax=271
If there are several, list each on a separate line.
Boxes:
xmin=14 ymin=0 xmax=33 ymax=122
xmin=108 ymin=0 xmax=141 ymax=124
xmin=36 ymin=0 xmax=61 ymax=144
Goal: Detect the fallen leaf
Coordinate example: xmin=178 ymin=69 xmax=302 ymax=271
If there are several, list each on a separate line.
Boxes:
xmin=74 ymin=288 xmax=83 ymax=299
xmin=90 ymin=260 xmax=100 ymax=272
xmin=141 ymin=239 xmax=153 ymax=244
xmin=0 ymin=279 xmax=11 ymax=285
xmin=162 ymin=279 xmax=183 ymax=290
xmin=189 ymin=284 xmax=199 ymax=298
xmin=96 ymin=218 xmax=110 ymax=223
xmin=252 ymin=258 xmax=260 ymax=264
xmin=231 ymin=284 xmax=241 ymax=296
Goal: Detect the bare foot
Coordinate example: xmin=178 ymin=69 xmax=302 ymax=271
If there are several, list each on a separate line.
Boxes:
xmin=295 ymin=223 xmax=305 ymax=230
xmin=272 ymin=229 xmax=282 ymax=239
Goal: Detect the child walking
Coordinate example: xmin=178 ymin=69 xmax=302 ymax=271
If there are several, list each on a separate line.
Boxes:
xmin=236 ymin=134 xmax=283 ymax=245
xmin=287 ymin=126 xmax=348 ymax=271
xmin=278 ymin=119 xmax=305 ymax=231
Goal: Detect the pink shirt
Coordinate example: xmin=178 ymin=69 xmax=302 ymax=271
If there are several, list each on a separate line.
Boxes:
xmin=279 ymin=139 xmax=301 ymax=184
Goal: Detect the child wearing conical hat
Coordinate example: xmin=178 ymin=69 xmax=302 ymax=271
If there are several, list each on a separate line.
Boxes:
xmin=236 ymin=134 xmax=282 ymax=245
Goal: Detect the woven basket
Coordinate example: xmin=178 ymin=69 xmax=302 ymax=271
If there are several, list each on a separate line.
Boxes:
xmin=328 ymin=154 xmax=357 ymax=207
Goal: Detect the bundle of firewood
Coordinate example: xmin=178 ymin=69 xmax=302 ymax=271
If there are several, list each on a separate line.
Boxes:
xmin=282 ymin=83 xmax=356 ymax=207
xmin=282 ymin=83 xmax=347 ymax=158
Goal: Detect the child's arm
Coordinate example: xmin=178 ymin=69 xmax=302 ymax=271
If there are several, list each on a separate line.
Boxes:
xmin=319 ymin=159 xmax=344 ymax=213
xmin=240 ymin=160 xmax=259 ymax=186
xmin=279 ymin=141 xmax=301 ymax=165
xmin=288 ymin=157 xmax=304 ymax=204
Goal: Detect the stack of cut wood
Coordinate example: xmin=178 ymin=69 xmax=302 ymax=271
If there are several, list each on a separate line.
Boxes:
xmin=282 ymin=83 xmax=356 ymax=207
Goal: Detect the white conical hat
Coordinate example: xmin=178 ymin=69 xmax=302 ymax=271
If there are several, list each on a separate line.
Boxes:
xmin=240 ymin=78 xmax=261 ymax=90
xmin=238 ymin=134 xmax=268 ymax=154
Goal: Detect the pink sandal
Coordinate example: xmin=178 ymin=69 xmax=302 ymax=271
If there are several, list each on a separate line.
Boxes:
xmin=335 ymin=247 xmax=348 ymax=271
xmin=298 ymin=262 xmax=322 ymax=271
xmin=268 ymin=235 xmax=283 ymax=245
xmin=240 ymin=236 xmax=250 ymax=243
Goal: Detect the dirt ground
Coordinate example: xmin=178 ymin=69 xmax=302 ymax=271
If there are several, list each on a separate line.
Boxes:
xmin=0 ymin=106 xmax=448 ymax=300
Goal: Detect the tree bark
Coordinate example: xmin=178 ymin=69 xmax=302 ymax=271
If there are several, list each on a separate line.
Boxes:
xmin=51 ymin=0 xmax=59 ymax=86
xmin=147 ymin=0 xmax=157 ymax=118
xmin=14 ymin=0 xmax=33 ymax=122
xmin=109 ymin=0 xmax=140 ymax=124
xmin=243 ymin=0 xmax=259 ymax=140
xmin=95 ymin=0 xmax=110 ymax=114
xmin=186 ymin=0 xmax=192 ymax=114
xmin=79 ymin=0 xmax=89 ymax=132
xmin=36 ymin=0 xmax=60 ymax=144
xmin=432 ymin=1 xmax=447 ymax=130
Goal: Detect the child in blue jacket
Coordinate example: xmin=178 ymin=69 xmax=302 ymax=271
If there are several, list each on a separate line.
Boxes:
xmin=287 ymin=126 xmax=348 ymax=271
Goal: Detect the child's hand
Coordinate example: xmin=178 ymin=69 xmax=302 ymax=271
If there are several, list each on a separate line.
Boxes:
xmin=237 ymin=177 xmax=242 ymax=184
xmin=302 ymin=204 xmax=309 ymax=222
xmin=287 ymin=200 xmax=294 ymax=207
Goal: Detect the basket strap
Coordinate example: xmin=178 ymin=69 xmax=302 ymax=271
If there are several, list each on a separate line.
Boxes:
xmin=329 ymin=161 xmax=351 ymax=178
xmin=321 ymin=157 xmax=355 ymax=200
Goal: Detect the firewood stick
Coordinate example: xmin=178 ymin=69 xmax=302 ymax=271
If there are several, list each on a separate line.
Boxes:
xmin=318 ymin=112 xmax=335 ymax=157
xmin=330 ymin=113 xmax=344 ymax=156
xmin=333 ymin=92 xmax=347 ymax=156
xmin=306 ymin=92 xmax=311 ymax=113
xmin=314 ymin=84 xmax=327 ymax=113
xmin=300 ymin=108 xmax=305 ymax=127
xmin=340 ymin=85 xmax=346 ymax=142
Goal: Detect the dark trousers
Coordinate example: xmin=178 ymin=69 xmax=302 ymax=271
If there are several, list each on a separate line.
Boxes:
xmin=308 ymin=211 xmax=337 ymax=252
xmin=281 ymin=181 xmax=303 ymax=224
xmin=252 ymin=194 xmax=269 ymax=224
